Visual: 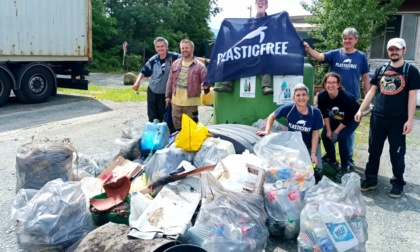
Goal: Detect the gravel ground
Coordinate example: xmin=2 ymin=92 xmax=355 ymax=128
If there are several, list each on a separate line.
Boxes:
xmin=0 ymin=72 xmax=419 ymax=252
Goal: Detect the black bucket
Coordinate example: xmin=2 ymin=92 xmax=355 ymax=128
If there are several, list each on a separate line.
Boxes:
xmin=163 ymin=244 xmax=208 ymax=252
xmin=152 ymin=240 xmax=181 ymax=252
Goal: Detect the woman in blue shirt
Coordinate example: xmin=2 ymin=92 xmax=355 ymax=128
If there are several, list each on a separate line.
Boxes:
xmin=257 ymin=83 xmax=324 ymax=169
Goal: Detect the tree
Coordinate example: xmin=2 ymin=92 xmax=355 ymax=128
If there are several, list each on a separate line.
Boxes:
xmin=300 ymin=0 xmax=404 ymax=84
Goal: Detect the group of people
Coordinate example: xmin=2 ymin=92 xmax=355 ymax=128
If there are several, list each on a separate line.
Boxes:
xmin=261 ymin=30 xmax=419 ymax=199
xmin=132 ymin=38 xmax=210 ymax=132
xmin=132 ymin=0 xmax=420 ymax=200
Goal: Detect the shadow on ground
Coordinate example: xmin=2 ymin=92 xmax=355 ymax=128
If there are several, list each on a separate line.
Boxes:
xmin=0 ymin=94 xmax=112 ymax=133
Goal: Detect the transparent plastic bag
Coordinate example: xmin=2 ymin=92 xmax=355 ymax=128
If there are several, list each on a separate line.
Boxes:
xmin=254 ymin=131 xmax=312 ymax=171
xmin=144 ymin=147 xmax=190 ymax=184
xmin=14 ymin=179 xmax=94 ymax=251
xmin=11 ymin=188 xmax=39 ymax=221
xmin=15 ymin=138 xmax=76 ymax=192
xmin=297 ymin=173 xmax=368 ymax=252
xmin=114 ymin=120 xmax=143 ymax=160
xmin=264 ymin=180 xmax=303 ymax=239
xmin=193 ymin=137 xmax=235 ymax=168
xmin=73 ymin=152 xmax=115 ymax=180
xmin=252 ymin=118 xmax=287 ymax=132
xmin=185 ymin=172 xmax=269 ymax=252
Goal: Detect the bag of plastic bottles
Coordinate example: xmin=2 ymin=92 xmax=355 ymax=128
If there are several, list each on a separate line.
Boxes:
xmin=297 ymin=173 xmax=368 ymax=252
xmin=185 ymin=172 xmax=269 ymax=252
xmin=264 ymin=179 xmax=303 ymax=239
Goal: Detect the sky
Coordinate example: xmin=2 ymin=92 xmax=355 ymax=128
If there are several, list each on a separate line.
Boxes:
xmin=209 ymin=0 xmax=312 ymax=29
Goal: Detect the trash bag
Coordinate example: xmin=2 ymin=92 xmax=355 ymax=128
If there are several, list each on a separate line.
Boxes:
xmin=144 ymin=147 xmax=190 ymax=185
xmin=175 ymin=114 xmax=209 ymax=152
xmin=73 ymin=152 xmax=115 ymax=180
xmin=252 ymin=118 xmax=287 ymax=132
xmin=13 ymin=179 xmax=94 ymax=251
xmin=185 ymin=172 xmax=269 ymax=252
xmin=15 ymin=138 xmax=76 ymax=192
xmin=297 ymin=173 xmax=368 ymax=252
xmin=11 ymin=188 xmax=39 ymax=221
xmin=114 ymin=120 xmax=143 ymax=160
xmin=192 ymin=137 xmax=235 ymax=168
xmin=264 ymin=181 xmax=303 ymax=239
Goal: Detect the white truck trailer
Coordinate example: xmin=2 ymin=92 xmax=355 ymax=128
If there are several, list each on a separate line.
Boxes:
xmin=0 ymin=0 xmax=92 ymax=106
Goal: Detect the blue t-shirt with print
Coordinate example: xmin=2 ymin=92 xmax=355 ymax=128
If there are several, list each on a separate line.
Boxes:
xmin=324 ymin=49 xmax=369 ymax=99
xmin=274 ymin=103 xmax=323 ymax=149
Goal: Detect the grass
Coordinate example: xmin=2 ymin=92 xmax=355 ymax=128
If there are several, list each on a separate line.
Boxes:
xmin=57 ymin=85 xmax=148 ymax=102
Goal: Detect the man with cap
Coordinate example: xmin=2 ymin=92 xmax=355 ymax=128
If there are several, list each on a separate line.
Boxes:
xmin=355 ymin=38 xmax=420 ymax=198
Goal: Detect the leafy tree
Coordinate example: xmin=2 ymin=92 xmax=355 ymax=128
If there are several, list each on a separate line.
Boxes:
xmin=300 ymin=0 xmax=404 ymax=85
xmin=91 ymin=0 xmax=117 ymax=51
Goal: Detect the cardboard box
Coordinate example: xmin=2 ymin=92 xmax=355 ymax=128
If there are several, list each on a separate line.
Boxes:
xmin=97 ymin=156 xmax=142 ymax=180
xmin=243 ymin=163 xmax=266 ymax=195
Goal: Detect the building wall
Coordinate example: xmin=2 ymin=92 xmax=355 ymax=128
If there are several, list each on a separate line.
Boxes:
xmin=368 ymin=17 xmax=420 ymax=73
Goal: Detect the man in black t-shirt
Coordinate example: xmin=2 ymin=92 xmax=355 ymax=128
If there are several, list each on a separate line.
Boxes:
xmin=355 ymin=38 xmax=420 ymax=199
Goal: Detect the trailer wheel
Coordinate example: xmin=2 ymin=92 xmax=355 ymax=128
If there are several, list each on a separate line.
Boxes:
xmin=0 ymin=71 xmax=12 ymax=107
xmin=17 ymin=65 xmax=55 ymax=103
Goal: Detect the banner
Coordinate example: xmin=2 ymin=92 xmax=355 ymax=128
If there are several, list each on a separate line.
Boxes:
xmin=204 ymin=11 xmax=305 ymax=84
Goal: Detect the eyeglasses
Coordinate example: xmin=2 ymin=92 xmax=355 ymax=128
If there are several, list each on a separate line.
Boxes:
xmin=325 ymin=81 xmax=338 ymax=85
xmin=256 ymin=0 xmax=267 ymax=3
xmin=387 ymin=48 xmax=403 ymax=52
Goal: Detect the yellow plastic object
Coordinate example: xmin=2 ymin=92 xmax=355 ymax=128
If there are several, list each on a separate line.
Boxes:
xmin=175 ymin=114 xmax=209 ymax=151
xmin=200 ymin=87 xmax=214 ymax=106
xmin=130 ymin=173 xmax=148 ymax=193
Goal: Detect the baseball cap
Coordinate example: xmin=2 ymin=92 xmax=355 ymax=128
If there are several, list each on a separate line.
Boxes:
xmin=387 ymin=38 xmax=406 ymax=49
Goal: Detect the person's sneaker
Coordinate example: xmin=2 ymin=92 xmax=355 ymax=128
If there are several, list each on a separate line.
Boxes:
xmin=348 ymin=158 xmax=356 ymax=170
xmin=213 ymin=84 xmax=233 ymax=93
xmin=328 ymin=161 xmax=340 ymax=171
xmin=361 ymin=179 xmax=377 ymax=192
xmin=389 ymin=184 xmax=403 ymax=199
xmin=335 ymin=168 xmax=349 ymax=181
xmin=262 ymin=86 xmax=273 ymax=95
xmin=322 ymin=155 xmax=330 ymax=164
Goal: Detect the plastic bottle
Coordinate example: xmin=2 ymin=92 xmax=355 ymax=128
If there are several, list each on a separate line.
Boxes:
xmin=318 ymin=202 xmax=358 ymax=252
xmin=140 ymin=119 xmax=168 ymax=154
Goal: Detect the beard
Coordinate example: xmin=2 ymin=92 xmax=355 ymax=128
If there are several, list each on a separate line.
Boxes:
xmin=390 ymin=55 xmax=400 ymax=62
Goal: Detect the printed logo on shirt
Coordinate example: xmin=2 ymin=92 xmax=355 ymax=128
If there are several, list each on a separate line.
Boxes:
xmin=379 ymin=70 xmax=405 ymax=95
xmin=334 ymin=58 xmax=357 ymax=69
xmin=330 ymin=106 xmax=344 ymax=121
xmin=289 ymin=120 xmax=311 ymax=132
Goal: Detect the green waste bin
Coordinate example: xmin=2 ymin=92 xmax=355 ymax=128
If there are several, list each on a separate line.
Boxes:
xmin=213 ymin=59 xmax=314 ymax=125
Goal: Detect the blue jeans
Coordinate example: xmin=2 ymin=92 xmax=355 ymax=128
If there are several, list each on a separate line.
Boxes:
xmin=321 ymin=121 xmax=359 ymax=170
xmin=348 ymin=131 xmax=355 ymax=160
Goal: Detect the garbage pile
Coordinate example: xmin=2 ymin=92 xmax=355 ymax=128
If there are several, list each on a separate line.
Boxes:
xmin=11 ymin=115 xmax=367 ymax=252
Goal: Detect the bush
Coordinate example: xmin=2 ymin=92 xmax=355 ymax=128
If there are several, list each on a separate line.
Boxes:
xmin=90 ymin=46 xmax=124 ymax=73
xmin=124 ymin=54 xmax=142 ymax=73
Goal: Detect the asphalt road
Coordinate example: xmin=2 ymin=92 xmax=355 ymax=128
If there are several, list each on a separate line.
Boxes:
xmin=0 ymin=74 xmax=419 ymax=251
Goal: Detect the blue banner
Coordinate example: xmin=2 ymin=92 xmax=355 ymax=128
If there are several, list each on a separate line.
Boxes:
xmin=205 ymin=11 xmax=305 ymax=84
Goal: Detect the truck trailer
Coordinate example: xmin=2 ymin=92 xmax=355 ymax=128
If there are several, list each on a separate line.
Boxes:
xmin=0 ymin=0 xmax=92 ymax=106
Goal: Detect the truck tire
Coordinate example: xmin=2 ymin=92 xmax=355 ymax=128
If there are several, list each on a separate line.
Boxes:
xmin=0 ymin=70 xmax=12 ymax=107
xmin=16 ymin=65 xmax=55 ymax=103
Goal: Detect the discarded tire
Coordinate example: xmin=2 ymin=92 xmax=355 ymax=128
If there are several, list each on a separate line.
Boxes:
xmin=207 ymin=124 xmax=262 ymax=154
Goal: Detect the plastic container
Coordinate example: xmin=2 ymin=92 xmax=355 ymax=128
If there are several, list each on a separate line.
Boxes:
xmin=140 ymin=119 xmax=169 ymax=154
xmin=90 ymin=193 xmax=131 ymax=226
xmin=318 ymin=202 xmax=358 ymax=252
xmin=213 ymin=59 xmax=314 ymax=125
